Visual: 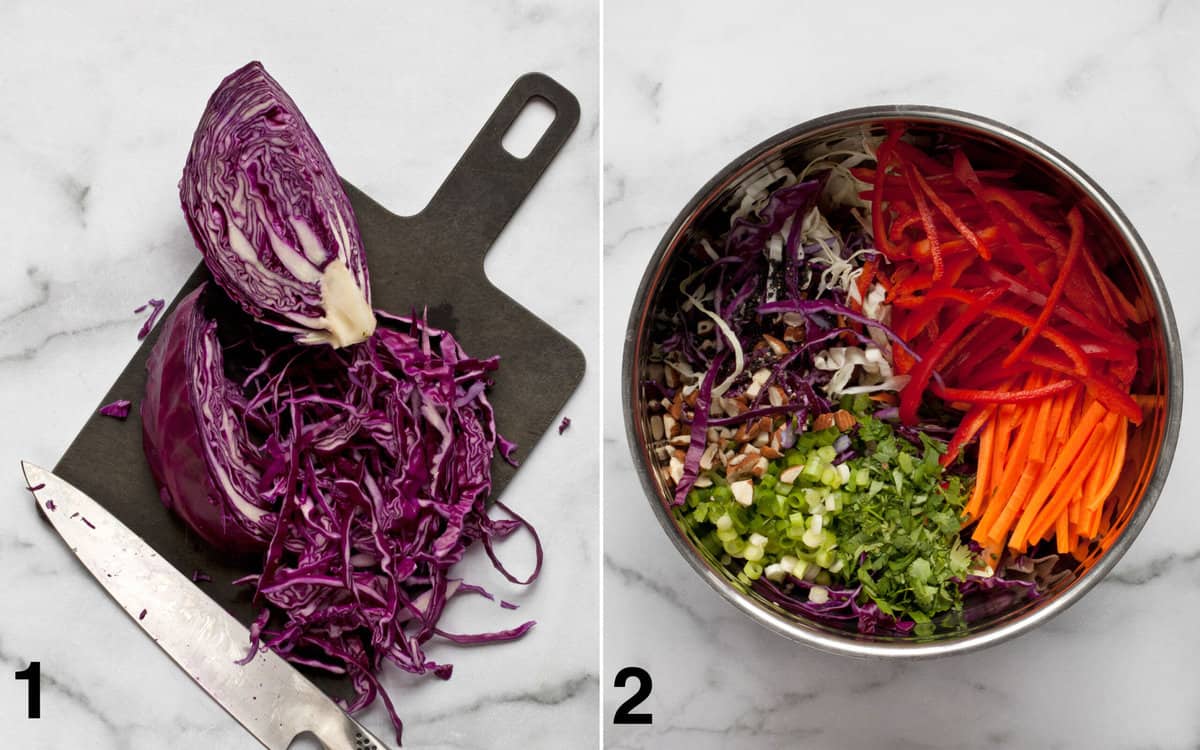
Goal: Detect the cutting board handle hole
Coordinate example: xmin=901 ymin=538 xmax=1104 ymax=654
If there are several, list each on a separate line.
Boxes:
xmin=500 ymin=96 xmax=556 ymax=159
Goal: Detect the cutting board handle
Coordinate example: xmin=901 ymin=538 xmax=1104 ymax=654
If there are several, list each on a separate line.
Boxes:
xmin=411 ymin=72 xmax=581 ymax=261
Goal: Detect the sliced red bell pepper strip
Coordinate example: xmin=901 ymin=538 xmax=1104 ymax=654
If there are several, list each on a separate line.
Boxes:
xmin=1078 ymin=240 xmax=1140 ymax=324
xmin=911 ymin=168 xmax=992 ymax=260
xmin=938 ymin=317 xmax=1019 ymax=374
xmin=889 ymin=209 xmax=927 ymax=243
xmin=980 ymin=263 xmax=1131 ymax=347
xmin=932 ymin=378 xmax=1074 ymax=404
xmin=914 ymin=287 xmax=1092 ymax=376
xmin=871 ymin=126 xmax=905 ymax=259
xmin=900 ymin=162 xmax=945 ymax=281
xmin=853 ymin=166 xmax=1017 ymax=187
xmin=855 ymin=257 xmax=878 ymax=305
xmin=981 ymin=187 xmax=1068 ymax=255
xmin=899 ymin=287 xmax=1003 ymax=424
xmin=886 ymin=252 xmax=976 ymax=302
xmin=1025 ymin=352 xmax=1142 ymax=424
xmin=952 ymin=150 xmax=1050 ymax=291
xmin=1003 ymin=206 xmax=1085 ymax=367
xmin=891 ymin=140 xmax=954 ymax=177
xmin=941 ymin=403 xmax=996 ymax=466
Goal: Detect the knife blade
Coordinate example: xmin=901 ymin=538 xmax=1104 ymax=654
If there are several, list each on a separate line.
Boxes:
xmin=21 ymin=461 xmax=391 ymax=750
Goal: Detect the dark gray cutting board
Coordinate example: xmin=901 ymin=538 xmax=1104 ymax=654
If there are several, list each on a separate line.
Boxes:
xmin=51 ymin=73 xmax=584 ymax=700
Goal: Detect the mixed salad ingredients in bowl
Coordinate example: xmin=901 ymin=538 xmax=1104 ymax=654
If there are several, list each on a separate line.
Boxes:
xmin=627 ymin=108 xmax=1179 ymax=650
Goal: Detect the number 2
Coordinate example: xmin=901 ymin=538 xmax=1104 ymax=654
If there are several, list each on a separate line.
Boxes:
xmin=15 ymin=661 xmax=40 ymax=719
xmin=612 ymin=666 xmax=652 ymax=725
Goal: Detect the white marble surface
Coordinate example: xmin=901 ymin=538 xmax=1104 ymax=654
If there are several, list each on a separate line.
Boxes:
xmin=0 ymin=1 xmax=598 ymax=748
xmin=604 ymin=1 xmax=1197 ymax=748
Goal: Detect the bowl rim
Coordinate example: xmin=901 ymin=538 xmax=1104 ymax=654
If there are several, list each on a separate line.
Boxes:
xmin=621 ymin=104 xmax=1184 ymax=658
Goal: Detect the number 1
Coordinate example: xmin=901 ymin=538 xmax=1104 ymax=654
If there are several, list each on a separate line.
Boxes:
xmin=15 ymin=661 xmax=40 ymax=719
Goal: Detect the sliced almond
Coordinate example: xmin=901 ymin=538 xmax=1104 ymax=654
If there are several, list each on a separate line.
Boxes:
xmin=662 ymin=414 xmax=677 ymax=437
xmin=693 ymin=475 xmax=713 ymax=488
xmin=745 ymin=368 xmax=772 ymax=399
xmin=833 ymin=409 xmax=858 ymax=431
xmin=668 ymin=456 xmax=684 ymax=484
xmin=752 ymin=456 xmax=769 ymax=477
xmin=669 ymin=434 xmax=692 ymax=447
xmin=761 ymin=445 xmax=782 ymax=459
xmin=763 ymin=334 xmax=789 ymax=356
xmin=668 ymin=400 xmax=683 ymax=421
xmin=725 ymin=454 xmax=747 ymax=479
xmin=779 ymin=465 xmax=804 ymax=484
xmin=699 ymin=443 xmax=718 ymax=471
xmin=745 ymin=419 xmax=764 ymax=441
xmin=731 ymin=479 xmax=754 ymax=507
xmin=650 ymin=415 xmax=664 ymax=441
xmin=812 ymin=412 xmax=835 ymax=431
xmin=782 ymin=324 xmax=805 ymax=343
xmin=768 ymin=385 xmax=785 ymax=407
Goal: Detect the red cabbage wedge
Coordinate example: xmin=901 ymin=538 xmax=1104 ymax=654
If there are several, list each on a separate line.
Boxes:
xmin=180 ymin=61 xmax=375 ymax=348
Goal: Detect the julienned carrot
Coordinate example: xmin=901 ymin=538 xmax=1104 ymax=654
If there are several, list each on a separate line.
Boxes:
xmin=973 ymin=375 xmax=1041 ymax=542
xmin=1086 ymin=422 xmax=1127 ymax=512
xmin=1009 ymin=400 xmax=1110 ymax=549
xmin=1023 ymin=417 xmax=1116 ymax=544
xmin=1056 ymin=510 xmax=1071 ymax=554
xmin=1030 ymin=383 xmax=1055 ymax=457
xmin=963 ymin=417 xmax=994 ymax=523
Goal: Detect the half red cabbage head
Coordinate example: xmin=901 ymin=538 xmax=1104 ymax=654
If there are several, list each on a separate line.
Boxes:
xmin=141 ymin=286 xmax=277 ymax=557
xmin=180 ymin=61 xmax=376 ymax=348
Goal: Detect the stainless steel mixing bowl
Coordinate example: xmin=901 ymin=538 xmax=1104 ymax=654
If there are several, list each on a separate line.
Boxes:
xmin=623 ymin=105 xmax=1182 ymax=657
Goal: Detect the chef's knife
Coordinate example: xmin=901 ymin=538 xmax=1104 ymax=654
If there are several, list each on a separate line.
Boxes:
xmin=21 ymin=461 xmax=391 ymax=750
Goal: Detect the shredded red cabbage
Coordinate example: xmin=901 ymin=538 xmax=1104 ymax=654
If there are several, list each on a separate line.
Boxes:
xmin=98 ymin=399 xmax=133 ymax=419
xmin=135 ymin=298 xmax=165 ymax=340
xmin=753 ymin=578 xmax=916 ymax=635
xmin=142 ymin=284 xmax=539 ymax=743
xmin=672 ymin=351 xmax=728 ymax=506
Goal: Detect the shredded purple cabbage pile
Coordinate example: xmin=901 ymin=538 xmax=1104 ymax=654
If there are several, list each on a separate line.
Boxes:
xmin=143 ymin=285 xmax=539 ymax=742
